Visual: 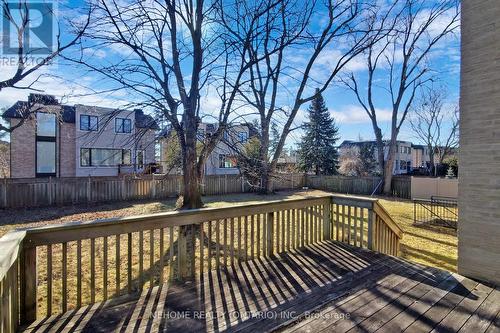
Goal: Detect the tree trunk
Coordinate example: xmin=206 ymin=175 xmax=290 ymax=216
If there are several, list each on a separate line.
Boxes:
xmin=383 ymin=154 xmax=394 ymax=194
xmin=259 ymin=121 xmax=273 ymax=194
xmin=383 ymin=140 xmax=397 ymax=195
xmin=428 ymin=147 xmax=435 ymax=177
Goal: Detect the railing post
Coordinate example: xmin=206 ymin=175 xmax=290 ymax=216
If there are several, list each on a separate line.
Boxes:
xmin=266 ymin=212 xmax=274 ymax=257
xmin=20 ymin=246 xmax=37 ymax=325
xmin=323 ymin=199 xmax=331 ymax=240
xmin=367 ymin=205 xmax=374 ymax=251
xmin=177 ymin=227 xmax=188 ymax=280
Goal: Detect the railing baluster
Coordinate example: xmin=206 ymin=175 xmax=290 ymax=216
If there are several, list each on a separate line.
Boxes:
xmin=230 ymin=218 xmax=235 ymax=266
xmin=90 ymin=239 xmax=95 ymax=304
xmin=197 ymin=223 xmax=201 ymax=276
xmin=77 ymin=240 xmax=82 ymax=308
xmin=360 ymin=208 xmax=365 ymax=248
xmin=169 ymin=227 xmax=174 ymax=279
xmin=127 ymin=233 xmax=132 ymax=293
xmin=115 ymin=235 xmax=120 ymax=296
xmin=150 ymin=230 xmax=154 ymax=286
xmin=223 ymin=219 xmax=228 ymax=266
xmin=160 ymin=229 xmax=165 ymax=284
xmin=276 ymin=210 xmax=281 ymax=253
xmin=244 ymin=216 xmax=248 ymax=261
xmin=354 ymin=207 xmax=358 ymax=247
xmin=62 ymin=242 xmax=67 ymax=313
xmin=207 ymin=222 xmax=212 ymax=271
xmin=139 ymin=231 xmax=143 ymax=288
xmin=103 ymin=237 xmax=108 ymax=301
xmin=367 ymin=208 xmax=374 ymax=251
xmin=266 ymin=211 xmax=274 ymax=257
xmin=215 ymin=220 xmax=220 ymax=269
xmin=46 ymin=244 xmax=52 ymax=316
xmin=257 ymin=214 xmax=261 ymax=257
xmin=251 ymin=215 xmax=255 ymax=260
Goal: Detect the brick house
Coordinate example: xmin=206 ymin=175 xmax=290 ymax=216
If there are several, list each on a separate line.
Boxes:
xmin=339 ymin=140 xmax=413 ymax=175
xmin=3 ymin=94 xmax=158 ymax=178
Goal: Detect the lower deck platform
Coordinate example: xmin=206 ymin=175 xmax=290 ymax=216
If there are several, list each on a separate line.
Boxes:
xmin=22 ymin=241 xmax=499 ymax=333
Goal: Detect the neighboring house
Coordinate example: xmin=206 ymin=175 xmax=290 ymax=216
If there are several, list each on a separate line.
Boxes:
xmin=159 ymin=123 xmax=250 ymax=175
xmin=412 ymin=144 xmax=458 ymax=173
xmin=2 ymin=93 xmax=158 ymax=178
xmin=276 ymin=152 xmax=299 ymax=173
xmin=339 ymin=140 xmax=413 ymax=175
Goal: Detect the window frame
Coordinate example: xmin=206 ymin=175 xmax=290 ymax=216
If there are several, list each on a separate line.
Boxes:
xmin=80 ymin=148 xmax=132 ymax=167
xmin=136 ymin=150 xmax=145 ymax=169
xmin=115 ymin=118 xmax=132 ymax=134
xmin=238 ymin=131 xmax=248 ymax=143
xmin=80 ymin=114 xmax=99 ymax=132
xmin=219 ymin=154 xmax=237 ymax=169
xmin=35 ymin=112 xmax=57 ymax=177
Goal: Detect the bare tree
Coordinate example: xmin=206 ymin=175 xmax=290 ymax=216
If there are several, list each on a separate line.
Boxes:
xmin=72 ymin=0 xmax=286 ymax=208
xmin=410 ymin=87 xmax=458 ymax=176
xmin=222 ymin=0 xmax=377 ymax=193
xmin=0 ymin=0 xmax=91 ymax=133
xmin=344 ymin=0 xmax=460 ymax=194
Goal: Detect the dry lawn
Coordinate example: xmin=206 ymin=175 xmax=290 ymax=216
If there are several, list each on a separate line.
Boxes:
xmin=0 ymin=190 xmax=457 ymax=318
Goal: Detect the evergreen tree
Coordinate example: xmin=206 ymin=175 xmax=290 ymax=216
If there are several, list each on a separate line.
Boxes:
xmin=358 ymin=143 xmax=378 ymax=176
xmin=298 ymin=89 xmax=340 ymax=175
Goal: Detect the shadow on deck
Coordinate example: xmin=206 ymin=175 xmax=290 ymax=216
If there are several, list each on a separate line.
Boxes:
xmin=21 ymin=241 xmax=499 ymax=333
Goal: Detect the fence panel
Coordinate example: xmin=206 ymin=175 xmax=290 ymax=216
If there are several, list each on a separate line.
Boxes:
xmin=306 ymin=175 xmax=382 ymax=195
xmin=0 ymin=173 xmax=412 ymax=209
xmin=391 ymin=176 xmax=411 ymax=199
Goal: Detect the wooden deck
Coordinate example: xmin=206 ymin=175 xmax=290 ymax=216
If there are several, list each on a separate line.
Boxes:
xmin=21 ymin=241 xmax=499 ymax=333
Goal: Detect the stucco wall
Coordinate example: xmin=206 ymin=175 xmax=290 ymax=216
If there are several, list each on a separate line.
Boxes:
xmin=458 ymin=1 xmax=500 ymax=284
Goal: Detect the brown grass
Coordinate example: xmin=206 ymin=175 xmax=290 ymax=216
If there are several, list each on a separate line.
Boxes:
xmin=0 ymin=190 xmax=457 ymax=318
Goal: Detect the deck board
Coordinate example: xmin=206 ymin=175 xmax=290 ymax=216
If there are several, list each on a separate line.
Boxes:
xmin=20 ymin=241 xmax=499 ymax=333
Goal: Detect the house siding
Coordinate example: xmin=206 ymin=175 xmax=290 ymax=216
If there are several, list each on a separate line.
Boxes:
xmin=59 ymin=122 xmax=76 ymax=177
xmin=458 ymin=0 xmax=500 ymax=285
xmin=75 ymin=105 xmax=155 ymax=177
xmin=9 ymin=118 xmax=36 ymax=178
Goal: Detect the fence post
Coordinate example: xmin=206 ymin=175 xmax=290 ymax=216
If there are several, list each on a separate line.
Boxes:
xmin=20 ymin=246 xmax=37 ymax=325
xmin=152 ymin=174 xmax=156 ymax=199
xmin=266 ymin=211 xmax=274 ymax=257
xmin=367 ymin=205 xmax=374 ymax=250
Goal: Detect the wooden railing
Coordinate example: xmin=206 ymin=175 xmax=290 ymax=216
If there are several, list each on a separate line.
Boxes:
xmin=0 ymin=195 xmax=402 ymax=331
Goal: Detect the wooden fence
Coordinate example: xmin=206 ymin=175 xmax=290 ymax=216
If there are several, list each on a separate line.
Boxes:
xmin=0 ymin=174 xmax=306 ymax=209
xmin=0 ymin=173 xmax=411 ymax=209
xmin=306 ymin=175 xmax=411 ymax=199
xmin=0 ymin=194 xmax=402 ymax=330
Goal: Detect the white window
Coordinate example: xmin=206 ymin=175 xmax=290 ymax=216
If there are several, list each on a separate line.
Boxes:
xmin=219 ymin=154 xmax=237 ymax=168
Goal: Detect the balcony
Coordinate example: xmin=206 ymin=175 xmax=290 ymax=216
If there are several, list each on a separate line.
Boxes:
xmin=0 ymin=195 xmax=497 ymax=332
